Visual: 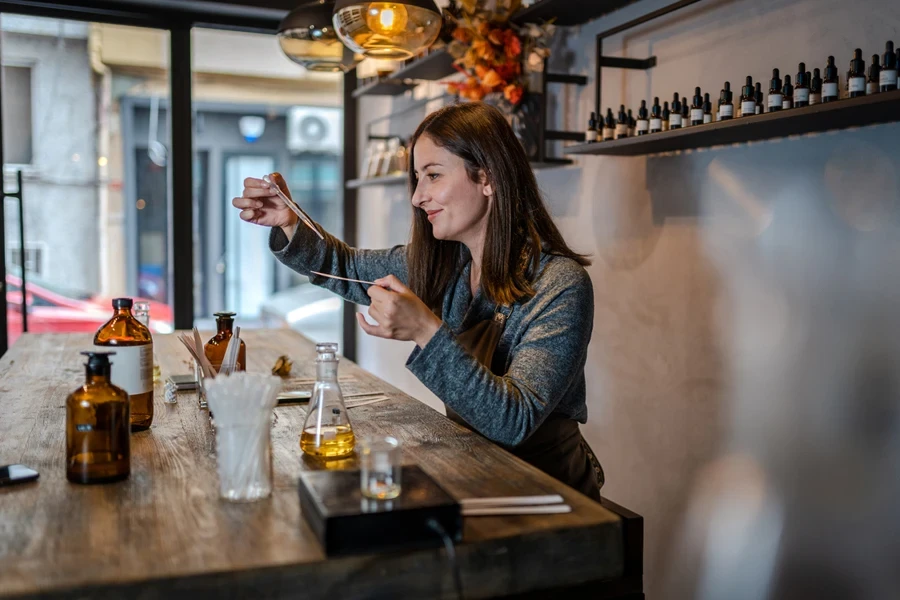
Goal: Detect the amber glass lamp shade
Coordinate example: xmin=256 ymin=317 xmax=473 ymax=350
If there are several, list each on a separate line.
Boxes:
xmin=332 ymin=0 xmax=441 ymax=60
xmin=278 ymin=0 xmax=355 ymax=72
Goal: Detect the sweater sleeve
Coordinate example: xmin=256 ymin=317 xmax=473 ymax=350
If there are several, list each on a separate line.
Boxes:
xmin=405 ymin=265 xmax=594 ymax=447
xmin=269 ymin=223 xmax=408 ymax=306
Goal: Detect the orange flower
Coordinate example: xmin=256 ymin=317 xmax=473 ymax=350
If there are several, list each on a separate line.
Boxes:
xmin=481 ymin=69 xmax=503 ymax=89
xmin=494 ymin=61 xmax=520 ymax=82
xmin=475 ymin=64 xmax=489 ymax=79
xmin=504 ymin=34 xmax=522 ymax=58
xmin=488 ymin=29 xmax=505 ymax=46
xmin=504 ymin=84 xmax=524 ymax=105
xmin=452 ymin=27 xmax=471 ymax=43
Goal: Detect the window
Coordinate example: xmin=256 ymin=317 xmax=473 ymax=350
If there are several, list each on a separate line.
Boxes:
xmin=1 ymin=65 xmax=33 ymax=165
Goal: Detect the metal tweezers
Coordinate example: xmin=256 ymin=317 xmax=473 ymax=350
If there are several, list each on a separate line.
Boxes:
xmin=262 ymin=174 xmax=325 ymax=240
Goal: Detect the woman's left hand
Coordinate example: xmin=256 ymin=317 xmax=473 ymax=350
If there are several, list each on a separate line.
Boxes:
xmin=357 ymin=275 xmax=442 ymax=348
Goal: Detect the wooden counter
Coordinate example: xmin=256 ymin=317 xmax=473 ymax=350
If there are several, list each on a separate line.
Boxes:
xmin=0 ymin=330 xmax=642 ymax=599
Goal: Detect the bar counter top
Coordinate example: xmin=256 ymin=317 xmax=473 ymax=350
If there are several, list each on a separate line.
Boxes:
xmin=0 ymin=330 xmax=640 ymax=599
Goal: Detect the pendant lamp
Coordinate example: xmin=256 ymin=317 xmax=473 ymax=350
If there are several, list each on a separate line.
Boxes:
xmin=332 ymin=0 xmax=442 ymax=61
xmin=277 ymin=0 xmax=355 ymax=72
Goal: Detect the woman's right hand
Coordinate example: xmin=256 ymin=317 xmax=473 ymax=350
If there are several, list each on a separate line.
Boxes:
xmin=232 ymin=175 xmax=299 ymax=232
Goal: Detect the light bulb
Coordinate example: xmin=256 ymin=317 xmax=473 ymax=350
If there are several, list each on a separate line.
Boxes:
xmin=366 ymin=3 xmax=408 ymax=35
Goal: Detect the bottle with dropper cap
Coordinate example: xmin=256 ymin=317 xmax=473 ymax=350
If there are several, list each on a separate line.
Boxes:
xmin=794 ymin=63 xmax=810 ymax=107
xmin=720 ymin=82 xmax=734 ymax=120
xmin=603 ymin=108 xmax=615 ymax=141
xmin=616 ymin=105 xmax=629 ymax=139
xmin=669 ymin=93 xmax=683 ymax=129
xmin=867 ymin=55 xmax=881 ymax=95
xmin=896 ymin=45 xmax=900 ymax=88
xmin=585 ymin=111 xmax=599 ymax=143
xmin=754 ymin=82 xmax=764 ymax=114
xmin=650 ymin=97 xmax=662 ymax=133
xmin=781 ymin=75 xmax=794 ymax=109
xmin=636 ymin=100 xmax=650 ymax=135
xmin=823 ymin=56 xmax=839 ymax=102
xmin=702 ymin=93 xmax=713 ymax=123
xmin=681 ymin=101 xmax=690 ymax=128
xmin=881 ymin=41 xmax=898 ymax=91
xmin=662 ymin=101 xmax=671 ymax=131
xmin=810 ymin=68 xmax=823 ymax=104
xmin=691 ymin=87 xmax=704 ymax=125
xmin=847 ymin=49 xmax=866 ymax=97
xmin=768 ymin=69 xmax=783 ymax=112
xmin=627 ymin=109 xmax=636 ymax=137
xmin=740 ymin=76 xmax=756 ymax=117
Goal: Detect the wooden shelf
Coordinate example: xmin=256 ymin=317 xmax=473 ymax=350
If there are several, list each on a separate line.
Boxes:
xmin=564 ymin=90 xmax=900 ymax=157
xmin=346 ymin=174 xmax=408 ymax=189
xmin=352 ymin=80 xmax=417 ymax=98
xmin=512 ymin=0 xmax=637 ymax=26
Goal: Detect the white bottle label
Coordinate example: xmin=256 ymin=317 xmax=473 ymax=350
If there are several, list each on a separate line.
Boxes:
xmin=650 ymin=118 xmax=662 ymax=130
xmin=823 ymin=82 xmax=839 ymax=97
xmin=755 ymin=106 xmax=761 ymax=114
xmin=881 ymin=70 xmax=898 ymax=86
xmin=669 ymin=113 xmax=682 ymax=126
xmin=782 ymin=98 xmax=792 ymax=109
xmin=690 ymin=108 xmax=704 ymax=122
xmin=636 ymin=120 xmax=649 ymax=133
xmin=94 ymin=344 xmax=153 ymax=395
xmin=741 ymin=100 xmax=756 ymax=115
xmin=603 ymin=127 xmax=614 ymax=140
xmin=810 ymin=93 xmax=821 ymax=105
xmin=720 ymin=104 xmax=734 ymax=118
xmin=848 ymin=76 xmax=865 ymax=93
xmin=794 ymin=88 xmax=810 ymax=103
xmin=768 ymin=93 xmax=783 ymax=108
xmin=867 ymin=82 xmax=878 ymax=95
xmin=615 ymin=123 xmax=628 ymax=137
xmin=703 ymin=114 xmax=712 ymax=124
xmin=585 ymin=130 xmax=598 ymax=142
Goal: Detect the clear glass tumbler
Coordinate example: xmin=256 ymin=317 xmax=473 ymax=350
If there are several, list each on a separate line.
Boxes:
xmin=359 ymin=436 xmax=401 ymax=500
xmin=213 ymin=420 xmax=273 ymax=502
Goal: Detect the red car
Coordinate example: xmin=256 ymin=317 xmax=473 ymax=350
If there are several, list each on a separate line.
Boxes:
xmin=6 ymin=273 xmax=174 ymax=346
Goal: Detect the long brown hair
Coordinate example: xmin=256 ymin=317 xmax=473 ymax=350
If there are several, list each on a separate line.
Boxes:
xmin=407 ymin=101 xmax=590 ymax=311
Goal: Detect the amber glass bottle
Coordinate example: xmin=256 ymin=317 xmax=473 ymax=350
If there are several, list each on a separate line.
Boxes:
xmin=204 ymin=312 xmax=246 ymax=372
xmin=93 ymin=298 xmax=154 ymax=431
xmin=66 ymin=351 xmax=130 ymax=484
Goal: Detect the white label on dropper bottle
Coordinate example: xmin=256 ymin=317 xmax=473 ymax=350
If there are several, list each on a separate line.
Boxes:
xmin=822 ymin=82 xmax=839 ymax=98
xmin=867 ymin=81 xmax=878 ymax=95
xmin=810 ymin=93 xmax=821 ymax=105
xmin=650 ymin=118 xmax=662 ymax=131
xmin=794 ymin=88 xmax=810 ymax=103
xmin=585 ymin=130 xmax=598 ymax=142
xmin=881 ymin=70 xmax=897 ymax=86
xmin=703 ymin=113 xmax=712 ymax=124
xmin=741 ymin=100 xmax=756 ymax=115
xmin=848 ymin=76 xmax=865 ymax=93
xmin=615 ymin=123 xmax=628 ymax=138
xmin=720 ymin=104 xmax=734 ymax=118
xmin=669 ymin=113 xmax=682 ymax=127
xmin=690 ymin=108 xmax=704 ymax=122
xmin=768 ymin=93 xmax=783 ymax=108
xmin=636 ymin=120 xmax=649 ymax=133
xmin=782 ymin=98 xmax=792 ymax=109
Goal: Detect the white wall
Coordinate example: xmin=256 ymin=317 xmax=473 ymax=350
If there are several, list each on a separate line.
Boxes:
xmin=352 ymin=1 xmax=900 ymax=597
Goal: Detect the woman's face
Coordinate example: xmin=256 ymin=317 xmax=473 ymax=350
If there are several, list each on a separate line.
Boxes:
xmin=411 ymin=135 xmax=492 ymax=248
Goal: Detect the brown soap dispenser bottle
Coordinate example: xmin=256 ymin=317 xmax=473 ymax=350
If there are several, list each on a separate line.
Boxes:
xmin=205 ymin=312 xmax=247 ymax=372
xmin=66 ymin=351 xmax=131 ymax=484
xmin=93 ymin=298 xmax=153 ymax=431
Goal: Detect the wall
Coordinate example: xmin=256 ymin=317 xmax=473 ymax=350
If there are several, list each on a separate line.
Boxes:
xmin=352 ymin=0 xmax=900 ymax=597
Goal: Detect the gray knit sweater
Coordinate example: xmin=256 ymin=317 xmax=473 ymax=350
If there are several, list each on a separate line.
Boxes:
xmin=269 ymin=224 xmax=594 ymax=448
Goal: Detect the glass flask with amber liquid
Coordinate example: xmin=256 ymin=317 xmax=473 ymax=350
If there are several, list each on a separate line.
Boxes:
xmin=66 ymin=351 xmax=130 ymax=484
xmin=93 ymin=298 xmax=154 ymax=431
xmin=205 ymin=312 xmax=246 ymax=373
xmin=300 ymin=343 xmax=355 ymax=459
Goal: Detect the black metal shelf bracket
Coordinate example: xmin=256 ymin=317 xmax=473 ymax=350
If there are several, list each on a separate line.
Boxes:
xmin=539 ymin=67 xmax=589 ymax=163
xmin=598 ymin=56 xmax=657 ymax=70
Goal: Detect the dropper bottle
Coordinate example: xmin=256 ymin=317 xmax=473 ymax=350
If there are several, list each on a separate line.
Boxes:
xmin=636 ymin=100 xmax=650 ymax=136
xmin=627 ymin=109 xmax=636 ymax=137
xmin=670 ymin=93 xmax=683 ymax=129
xmin=662 ymin=101 xmax=671 ymax=131
xmin=650 ymin=97 xmax=662 ymax=133
xmin=681 ymin=101 xmax=690 ymax=128
xmin=754 ymin=82 xmax=764 ymax=114
xmin=586 ymin=111 xmax=598 ymax=143
xmin=781 ymin=74 xmax=793 ymax=110
xmin=603 ymin=108 xmax=615 ymax=141
xmin=768 ymin=68 xmax=782 ymax=112
xmin=740 ymin=76 xmax=756 ymax=117
xmin=847 ymin=49 xmax=866 ymax=97
xmin=867 ymin=54 xmax=881 ymax=95
xmin=616 ymin=105 xmax=629 ymax=139
xmin=794 ymin=63 xmax=810 ymax=107
xmin=823 ymin=56 xmax=839 ymax=102
xmin=691 ymin=87 xmax=704 ymax=125
xmin=702 ymin=93 xmax=713 ymax=124
xmin=810 ymin=68 xmax=823 ymax=104
xmin=719 ymin=82 xmax=734 ymax=120
xmin=881 ymin=41 xmax=898 ymax=92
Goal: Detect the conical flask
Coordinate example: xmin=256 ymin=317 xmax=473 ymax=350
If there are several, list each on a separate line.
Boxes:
xmin=300 ymin=343 xmax=355 ymax=458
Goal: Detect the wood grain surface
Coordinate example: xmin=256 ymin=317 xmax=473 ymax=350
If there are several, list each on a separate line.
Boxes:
xmin=0 ymin=330 xmax=625 ymax=599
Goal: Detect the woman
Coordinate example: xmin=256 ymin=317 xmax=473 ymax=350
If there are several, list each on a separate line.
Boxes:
xmin=233 ymin=102 xmax=604 ymax=501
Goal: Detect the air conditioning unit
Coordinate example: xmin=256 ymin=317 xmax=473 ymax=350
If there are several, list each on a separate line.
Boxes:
xmin=287 ymin=107 xmax=342 ymax=155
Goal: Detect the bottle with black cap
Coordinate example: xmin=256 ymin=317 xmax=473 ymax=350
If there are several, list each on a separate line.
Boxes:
xmin=681 ymin=102 xmax=690 ymax=128
xmin=93 ymin=298 xmax=153 ymax=431
xmin=754 ymin=82 xmax=764 ymax=114
xmin=627 ymin=109 xmax=636 ymax=137
xmin=881 ymin=41 xmax=898 ymax=91
xmin=720 ymin=82 xmax=734 ymax=120
xmin=650 ymin=97 xmax=663 ymax=133
xmin=867 ymin=54 xmax=881 ymax=95
xmin=690 ymin=87 xmax=704 ymax=125
xmin=781 ymin=75 xmax=794 ymax=109
xmin=740 ymin=76 xmax=756 ymax=117
xmin=810 ymin=68 xmax=823 ymax=104
xmin=702 ymin=93 xmax=713 ymax=124
xmin=662 ymin=101 xmax=671 ymax=131
xmin=585 ymin=111 xmax=599 ymax=143
xmin=603 ymin=108 xmax=615 ymax=140
xmin=636 ymin=100 xmax=650 ymax=135
xmin=205 ymin=311 xmax=247 ymax=372
xmin=616 ymin=105 xmax=629 ymax=139
xmin=669 ymin=93 xmax=683 ymax=129
xmin=767 ymin=69 xmax=783 ymax=112
xmin=794 ymin=63 xmax=810 ymax=107
xmin=66 ymin=351 xmax=131 ymax=484
xmin=823 ymin=56 xmax=839 ymax=102
xmin=847 ymin=49 xmax=866 ymax=97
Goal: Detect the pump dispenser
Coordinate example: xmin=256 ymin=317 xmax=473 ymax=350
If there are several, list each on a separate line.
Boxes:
xmin=867 ymin=55 xmax=881 ymax=95
xmin=882 ymin=41 xmax=898 ymax=92
xmin=702 ymin=93 xmax=713 ymax=124
xmin=794 ymin=63 xmax=810 ymax=107
xmin=823 ymin=56 xmax=839 ymax=102
xmin=781 ymin=75 xmax=794 ymax=109
xmin=740 ymin=76 xmax=756 ymax=117
xmin=810 ymin=68 xmax=823 ymax=104
xmin=636 ymin=100 xmax=650 ymax=135
xmin=650 ymin=97 xmax=662 ymax=133
xmin=848 ymin=49 xmax=866 ymax=97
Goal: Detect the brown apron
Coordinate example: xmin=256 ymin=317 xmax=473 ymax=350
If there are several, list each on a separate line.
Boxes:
xmin=447 ymin=305 xmax=605 ymax=502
